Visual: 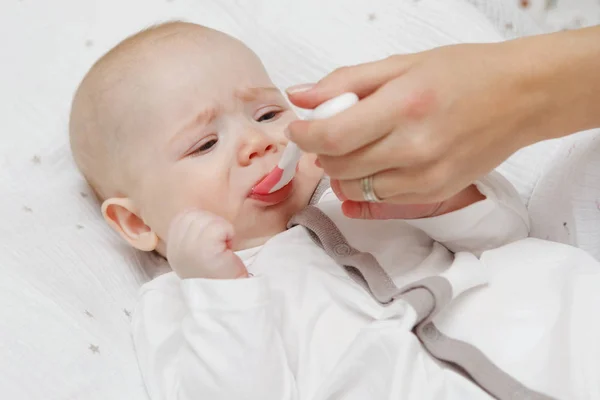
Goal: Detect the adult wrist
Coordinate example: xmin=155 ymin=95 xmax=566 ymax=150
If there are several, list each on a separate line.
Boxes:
xmin=509 ymin=27 xmax=600 ymax=142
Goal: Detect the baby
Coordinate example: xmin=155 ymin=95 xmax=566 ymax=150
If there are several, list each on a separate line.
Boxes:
xmin=69 ymin=21 xmax=600 ymax=400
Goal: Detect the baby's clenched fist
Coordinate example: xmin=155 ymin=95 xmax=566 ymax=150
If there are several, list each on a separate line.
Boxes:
xmin=167 ymin=210 xmax=248 ymax=280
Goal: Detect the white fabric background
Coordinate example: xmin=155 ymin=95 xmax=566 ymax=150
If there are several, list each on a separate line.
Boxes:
xmin=518 ymin=0 xmax=600 ymax=32
xmin=0 ymin=0 xmax=578 ymax=399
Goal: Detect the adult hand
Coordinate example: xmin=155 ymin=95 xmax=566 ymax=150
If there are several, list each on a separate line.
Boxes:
xmin=286 ymin=27 xmax=600 ymax=212
xmin=336 ymin=184 xmax=484 ymax=220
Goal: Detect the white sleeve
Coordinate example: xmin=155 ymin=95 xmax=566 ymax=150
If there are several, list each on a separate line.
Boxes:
xmin=132 ymin=273 xmax=298 ymax=400
xmin=405 ymin=171 xmax=530 ymax=256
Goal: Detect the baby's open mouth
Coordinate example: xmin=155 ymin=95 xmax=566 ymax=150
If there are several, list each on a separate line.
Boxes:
xmin=249 ymin=178 xmax=294 ymax=205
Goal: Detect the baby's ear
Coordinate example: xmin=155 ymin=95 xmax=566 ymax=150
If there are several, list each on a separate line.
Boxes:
xmin=101 ymin=198 xmax=158 ymax=251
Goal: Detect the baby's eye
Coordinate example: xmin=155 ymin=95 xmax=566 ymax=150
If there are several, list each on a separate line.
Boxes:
xmin=257 ymin=110 xmax=281 ymax=122
xmin=190 ymin=138 xmax=218 ymax=157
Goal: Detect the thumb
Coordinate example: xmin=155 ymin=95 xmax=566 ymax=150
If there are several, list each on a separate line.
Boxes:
xmin=209 ymin=250 xmax=249 ymax=279
xmin=286 ymin=54 xmax=418 ymax=109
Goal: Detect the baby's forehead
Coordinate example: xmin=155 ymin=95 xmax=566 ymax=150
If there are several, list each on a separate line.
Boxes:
xmin=117 ymin=29 xmax=269 ymax=98
xmin=94 ymin=24 xmax=257 ymax=88
xmin=98 ymin=24 xmax=275 ymax=134
xmin=93 ymin=26 xmax=267 ymax=114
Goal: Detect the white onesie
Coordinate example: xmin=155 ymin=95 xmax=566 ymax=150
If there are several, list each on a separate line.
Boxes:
xmin=132 ymin=172 xmax=600 ymax=400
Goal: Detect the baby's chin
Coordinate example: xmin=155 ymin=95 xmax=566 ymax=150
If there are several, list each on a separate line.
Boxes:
xmin=297 ymin=154 xmax=325 ymax=198
xmin=235 ymin=234 xmax=278 ymax=250
xmin=282 ymin=157 xmax=324 ymax=205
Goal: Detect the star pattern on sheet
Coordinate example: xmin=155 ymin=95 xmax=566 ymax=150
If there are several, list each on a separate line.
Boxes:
xmin=23 ymin=206 xmax=32 ymax=213
xmin=521 ymin=0 xmax=600 ymax=31
xmin=123 ymin=309 xmax=131 ymax=319
xmin=84 ymin=310 xmax=94 ymax=318
xmin=31 ymin=155 xmax=41 ymax=164
xmin=89 ymin=344 xmax=100 ymax=354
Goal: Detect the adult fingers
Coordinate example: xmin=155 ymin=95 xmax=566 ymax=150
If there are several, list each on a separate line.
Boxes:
xmin=341 ymin=201 xmax=442 ymax=220
xmin=286 ymin=77 xmax=413 ymax=156
xmin=332 ymin=164 xmax=453 ymax=204
xmin=286 ymin=54 xmax=419 ymax=109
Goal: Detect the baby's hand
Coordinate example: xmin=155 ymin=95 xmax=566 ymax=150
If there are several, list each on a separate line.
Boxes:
xmin=167 ymin=210 xmax=248 ymax=280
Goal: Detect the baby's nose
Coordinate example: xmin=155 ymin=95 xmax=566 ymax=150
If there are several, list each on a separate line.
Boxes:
xmin=238 ymin=133 xmax=277 ymax=166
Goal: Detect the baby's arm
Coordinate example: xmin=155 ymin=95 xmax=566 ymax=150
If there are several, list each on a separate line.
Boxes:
xmin=405 ymin=171 xmax=530 ymax=256
xmin=132 ymin=211 xmax=298 ymax=400
xmin=132 ymin=276 xmax=297 ymax=400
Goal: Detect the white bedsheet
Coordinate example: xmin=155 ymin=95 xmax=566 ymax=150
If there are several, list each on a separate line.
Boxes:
xmin=0 ymin=0 xmax=580 ymax=399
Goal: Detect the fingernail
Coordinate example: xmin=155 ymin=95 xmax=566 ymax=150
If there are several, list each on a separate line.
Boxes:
xmin=284 ymin=127 xmax=291 ymax=139
xmin=314 ymin=158 xmax=322 ymax=168
xmin=286 ymin=83 xmax=315 ymax=94
xmin=341 ymin=201 xmax=360 ymax=219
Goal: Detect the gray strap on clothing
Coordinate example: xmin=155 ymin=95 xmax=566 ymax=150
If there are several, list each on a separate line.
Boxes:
xmin=290 ymin=205 xmax=397 ymax=304
xmin=288 ymin=206 xmax=555 ymax=400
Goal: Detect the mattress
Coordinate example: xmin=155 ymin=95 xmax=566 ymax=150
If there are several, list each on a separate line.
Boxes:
xmin=0 ymin=0 xmax=558 ymax=398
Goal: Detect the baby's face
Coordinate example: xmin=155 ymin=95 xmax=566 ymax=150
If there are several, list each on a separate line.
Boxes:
xmin=120 ymin=33 xmax=322 ymax=251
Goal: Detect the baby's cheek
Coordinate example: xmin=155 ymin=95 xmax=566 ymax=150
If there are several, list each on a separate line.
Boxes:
xmin=147 ymin=208 xmax=174 ymax=243
xmin=174 ymin=188 xmax=234 ymax=228
xmin=146 ymin=166 xmax=235 ymax=239
xmin=140 ymin=192 xmax=183 ymax=242
xmin=199 ymin=196 xmax=238 ymax=224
